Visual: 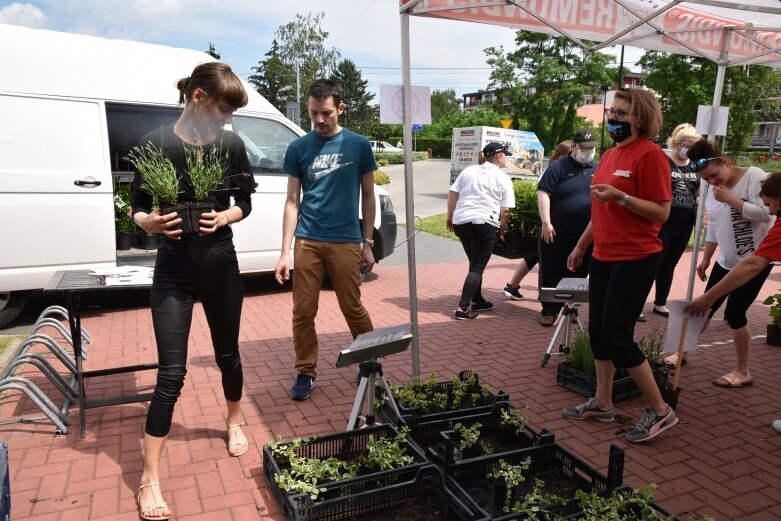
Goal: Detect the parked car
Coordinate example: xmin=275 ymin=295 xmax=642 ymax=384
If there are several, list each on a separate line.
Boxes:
xmin=0 ymin=23 xmax=397 ymax=327
xmin=370 ymin=140 xmax=404 ymax=153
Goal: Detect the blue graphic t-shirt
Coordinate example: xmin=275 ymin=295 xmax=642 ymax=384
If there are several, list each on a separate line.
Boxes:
xmin=283 ymin=128 xmax=377 ymax=243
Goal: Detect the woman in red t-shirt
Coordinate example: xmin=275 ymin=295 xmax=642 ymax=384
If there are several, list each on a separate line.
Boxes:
xmin=563 ymin=88 xmax=677 ymax=443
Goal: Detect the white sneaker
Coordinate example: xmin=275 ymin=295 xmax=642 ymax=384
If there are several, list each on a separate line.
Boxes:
xmin=772 ymin=420 xmax=781 ymax=434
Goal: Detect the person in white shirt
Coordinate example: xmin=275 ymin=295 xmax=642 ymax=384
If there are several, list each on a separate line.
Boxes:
xmin=447 ymin=142 xmax=516 ymax=319
xmin=686 ymin=138 xmax=774 ymax=387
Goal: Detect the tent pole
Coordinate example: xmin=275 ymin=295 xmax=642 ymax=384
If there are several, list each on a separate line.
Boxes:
xmin=400 ymin=11 xmax=420 ymax=377
xmin=686 ymin=29 xmax=730 ymax=303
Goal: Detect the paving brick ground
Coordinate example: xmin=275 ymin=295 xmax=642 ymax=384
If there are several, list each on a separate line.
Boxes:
xmin=2 ymin=232 xmax=781 ymax=520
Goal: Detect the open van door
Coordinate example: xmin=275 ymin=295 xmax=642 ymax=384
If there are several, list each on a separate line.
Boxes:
xmin=0 ymin=93 xmax=115 ymax=324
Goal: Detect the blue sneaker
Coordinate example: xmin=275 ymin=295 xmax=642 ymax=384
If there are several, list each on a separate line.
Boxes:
xmin=290 ymin=373 xmax=315 ymax=401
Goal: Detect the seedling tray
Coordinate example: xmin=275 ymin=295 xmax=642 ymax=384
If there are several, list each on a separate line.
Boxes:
xmin=377 ymin=371 xmax=509 ymax=428
xmin=263 ymin=424 xmax=428 ymax=521
xmin=556 ymin=363 xmax=670 ymax=403
xmin=559 ymin=485 xmax=673 ymax=520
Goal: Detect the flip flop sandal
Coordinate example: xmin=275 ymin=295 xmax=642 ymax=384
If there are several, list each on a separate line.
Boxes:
xmin=137 ymin=482 xmax=171 ymax=521
xmin=713 ymin=375 xmax=753 ymax=388
xmin=227 ymin=422 xmax=249 ymax=457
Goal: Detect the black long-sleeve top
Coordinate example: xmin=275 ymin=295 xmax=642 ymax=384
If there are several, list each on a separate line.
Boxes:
xmin=131 ymin=124 xmax=256 ymax=219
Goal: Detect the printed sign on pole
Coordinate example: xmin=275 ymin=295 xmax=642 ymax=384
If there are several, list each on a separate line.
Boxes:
xmin=411 ymin=124 xmax=423 ymax=132
xmin=380 ymin=84 xmax=431 ymax=125
xmin=695 ymin=105 xmax=729 ymax=136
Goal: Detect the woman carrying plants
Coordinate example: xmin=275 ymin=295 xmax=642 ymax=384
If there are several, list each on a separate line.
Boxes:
xmin=565 ymin=88 xmax=678 ymax=443
xmin=447 ymin=142 xmax=516 ymax=319
xmin=130 ymin=62 xmax=256 ymax=521
xmin=678 ymin=140 xmax=774 ymax=388
xmin=686 ymin=171 xmax=781 ymax=432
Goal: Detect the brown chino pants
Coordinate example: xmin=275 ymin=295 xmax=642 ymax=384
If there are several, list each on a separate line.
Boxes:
xmin=292 ymin=238 xmax=374 ymax=377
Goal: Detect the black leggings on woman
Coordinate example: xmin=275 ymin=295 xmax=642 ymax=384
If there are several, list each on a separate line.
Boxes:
xmin=145 ymin=232 xmax=244 ymax=437
xmin=454 ymin=222 xmax=498 ymax=309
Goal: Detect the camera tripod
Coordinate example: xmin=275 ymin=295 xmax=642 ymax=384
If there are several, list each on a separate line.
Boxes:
xmin=540 ymin=301 xmax=585 ymax=367
xmin=347 ymin=359 xmax=403 ymax=430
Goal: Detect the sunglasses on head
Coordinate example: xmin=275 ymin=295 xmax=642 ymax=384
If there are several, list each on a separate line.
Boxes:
xmin=689 ymin=157 xmax=720 ymax=173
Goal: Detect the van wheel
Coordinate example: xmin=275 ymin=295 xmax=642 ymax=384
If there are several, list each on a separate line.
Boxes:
xmin=0 ymin=291 xmax=29 ymax=328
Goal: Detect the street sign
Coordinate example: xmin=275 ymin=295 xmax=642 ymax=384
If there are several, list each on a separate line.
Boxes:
xmin=412 ymin=124 xmax=423 ymax=132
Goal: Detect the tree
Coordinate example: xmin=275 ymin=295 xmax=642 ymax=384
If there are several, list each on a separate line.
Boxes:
xmin=430 ymin=89 xmax=461 ymax=123
xmin=205 ymin=42 xmax=220 ymax=60
xmin=248 ymin=39 xmax=294 ymax=115
xmin=330 ymin=59 xmax=377 ymax=135
xmin=485 ymin=32 xmax=615 ymax=151
xmin=250 ymin=12 xmax=341 ymax=128
xmin=421 ymin=107 xmax=503 ymax=138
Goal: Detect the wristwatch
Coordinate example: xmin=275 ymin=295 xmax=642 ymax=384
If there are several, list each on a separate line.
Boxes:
xmin=363 ymin=238 xmax=375 ymax=247
xmin=617 ymin=193 xmax=630 ymax=206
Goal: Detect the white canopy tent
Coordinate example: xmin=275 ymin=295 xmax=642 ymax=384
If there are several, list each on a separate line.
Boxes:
xmin=397 ymin=0 xmax=781 ymax=374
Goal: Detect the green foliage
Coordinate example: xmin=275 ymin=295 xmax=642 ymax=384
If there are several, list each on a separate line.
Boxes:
xmin=402 ymin=214 xmax=458 ymax=241
xmin=376 ymin=158 xmax=389 ymax=167
xmin=508 ymin=478 xmax=567 ymax=519
xmin=184 ymin=144 xmax=227 ymax=201
xmin=129 ymin=143 xmax=179 ymax=206
xmin=762 ymin=291 xmax=781 ymax=327
xmin=113 ymin=182 xmax=137 ymax=236
xmin=358 ymin=429 xmax=415 ymax=472
xmin=499 ymin=406 xmax=528 ymax=436
xmin=638 ymin=330 xmax=664 ymax=366
xmin=388 ymin=371 xmax=488 ymax=414
xmin=576 ymin=484 xmax=660 ymax=520
xmin=488 ymin=458 xmax=531 ymax=512
xmin=507 ymin=180 xmax=541 ymax=236
xmin=331 ymin=58 xmax=377 ymax=135
xmin=248 ymin=12 xmax=341 ymax=127
xmin=431 ymin=88 xmax=461 ymax=123
xmin=373 ymin=170 xmax=390 ymax=185
xmin=566 ymin=330 xmax=596 ymax=376
xmin=450 ymin=421 xmax=482 ymax=454
xmin=485 ymin=31 xmax=614 ymax=151
xmin=373 ymin=152 xmax=428 ymax=164
xmin=420 ymin=107 xmax=503 ymax=139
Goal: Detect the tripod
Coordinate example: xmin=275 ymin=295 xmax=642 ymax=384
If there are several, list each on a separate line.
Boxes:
xmin=347 ymin=359 xmax=403 ymax=430
xmin=540 ymin=301 xmax=585 ymax=367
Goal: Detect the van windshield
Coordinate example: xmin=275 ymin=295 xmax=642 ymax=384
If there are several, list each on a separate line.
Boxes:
xmin=231 ymin=116 xmax=299 ymax=175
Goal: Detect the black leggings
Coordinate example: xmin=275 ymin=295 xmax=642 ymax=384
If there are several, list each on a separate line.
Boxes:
xmin=145 ymin=233 xmax=244 ymax=437
xmin=454 ymin=222 xmax=497 ymax=309
xmin=589 ymin=254 xmax=660 ymax=369
xmin=705 ymin=261 xmax=772 ymax=329
xmin=653 ymin=213 xmax=694 ymax=306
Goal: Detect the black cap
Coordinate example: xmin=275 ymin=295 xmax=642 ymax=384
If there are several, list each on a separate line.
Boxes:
xmin=483 ymin=142 xmax=512 ymax=157
xmin=572 ymin=128 xmax=597 ymax=148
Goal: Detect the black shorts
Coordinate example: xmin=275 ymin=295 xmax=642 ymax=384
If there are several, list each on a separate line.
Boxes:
xmin=705 ymin=261 xmax=773 ymax=329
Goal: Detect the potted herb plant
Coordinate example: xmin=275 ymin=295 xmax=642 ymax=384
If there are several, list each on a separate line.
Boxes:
xmin=762 ymin=291 xmax=781 ymax=346
xmin=113 ymin=183 xmax=137 ymax=250
xmin=129 ymin=143 xmax=227 ymax=234
xmin=494 ymin=180 xmax=540 ymax=259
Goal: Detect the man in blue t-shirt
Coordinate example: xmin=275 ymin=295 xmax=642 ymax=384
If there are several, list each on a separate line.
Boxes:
xmin=275 ymin=79 xmax=377 ymax=401
xmin=537 ymin=128 xmax=597 ymax=325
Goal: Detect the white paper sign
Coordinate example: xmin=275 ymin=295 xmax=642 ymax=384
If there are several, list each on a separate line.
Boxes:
xmin=379 ymin=84 xmax=431 ymax=124
xmin=663 ymin=300 xmax=708 ymax=354
xmin=695 ymin=105 xmax=729 ymax=136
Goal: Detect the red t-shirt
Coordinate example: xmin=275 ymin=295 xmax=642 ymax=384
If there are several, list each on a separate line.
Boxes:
xmin=591 ymin=138 xmax=672 ymax=261
xmin=754 ymin=217 xmax=781 ymax=261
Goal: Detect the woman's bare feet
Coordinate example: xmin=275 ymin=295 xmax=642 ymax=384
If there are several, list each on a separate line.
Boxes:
xmin=227 ymin=422 xmax=249 ymax=457
xmin=137 ymin=481 xmax=171 ymax=521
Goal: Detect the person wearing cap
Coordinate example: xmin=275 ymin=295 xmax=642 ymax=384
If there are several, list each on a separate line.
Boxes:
xmin=447 ymin=142 xmax=516 ymax=319
xmin=536 ymin=129 xmax=597 ymax=326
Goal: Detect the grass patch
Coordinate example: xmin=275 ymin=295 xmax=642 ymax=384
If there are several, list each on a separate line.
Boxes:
xmin=0 ymin=335 xmax=23 ymax=359
xmin=401 ymin=213 xmax=458 ymax=241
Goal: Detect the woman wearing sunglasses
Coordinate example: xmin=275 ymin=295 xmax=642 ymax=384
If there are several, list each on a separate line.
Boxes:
xmin=679 ymin=140 xmax=774 ymax=388
xmin=686 ymin=171 xmax=781 ymax=433
xmin=564 ymin=88 xmax=677 ymax=443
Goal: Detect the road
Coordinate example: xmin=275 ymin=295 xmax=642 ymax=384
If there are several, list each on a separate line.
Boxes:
xmin=381 ymin=159 xmax=451 ymax=224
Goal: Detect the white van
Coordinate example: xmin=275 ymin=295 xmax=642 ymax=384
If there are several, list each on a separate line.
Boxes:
xmin=0 ymin=24 xmax=397 ymax=327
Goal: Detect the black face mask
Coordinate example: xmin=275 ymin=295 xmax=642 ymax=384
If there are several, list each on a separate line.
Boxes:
xmin=607 ymin=119 xmax=632 ymax=143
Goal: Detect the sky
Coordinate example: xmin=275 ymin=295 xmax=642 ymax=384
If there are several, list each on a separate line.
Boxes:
xmin=0 ymin=0 xmax=644 ymax=100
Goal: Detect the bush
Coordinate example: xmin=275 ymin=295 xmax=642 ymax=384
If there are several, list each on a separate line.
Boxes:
xmin=506 ymin=180 xmax=541 ymax=236
xmin=374 ymin=170 xmax=391 ymax=185
xmin=374 ymin=151 xmax=429 ymax=164
xmin=377 ymin=158 xmax=389 ymax=167
xmin=387 ymin=137 xmax=452 ymax=158
xmin=566 ymin=330 xmax=596 ymax=376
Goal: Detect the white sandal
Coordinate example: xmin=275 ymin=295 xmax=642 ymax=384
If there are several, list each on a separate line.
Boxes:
xmin=137 ymin=481 xmax=170 ymax=521
xmin=227 ymin=422 xmax=249 ymax=457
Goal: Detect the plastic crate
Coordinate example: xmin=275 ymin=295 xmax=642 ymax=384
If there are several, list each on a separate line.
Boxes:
xmin=446 ymin=443 xmax=625 ymax=520
xmin=377 ymin=371 xmax=509 ymax=428
xmin=559 ymin=484 xmax=673 ymax=520
xmin=0 ymin=443 xmax=8 ymax=521
xmin=420 ymin=402 xmax=556 ymax=466
xmin=263 ymin=424 xmax=430 ymax=521
xmin=556 ymin=363 xmax=670 ymax=403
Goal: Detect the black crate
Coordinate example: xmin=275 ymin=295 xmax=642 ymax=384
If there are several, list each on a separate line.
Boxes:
xmin=418 ymin=402 xmax=555 ymax=466
xmin=268 ymin=463 xmax=490 ymax=521
xmin=556 ymin=363 xmax=671 ymax=403
xmin=0 ymin=443 xmax=8 ymax=521
xmin=377 ymin=371 xmax=509 ymax=428
xmin=446 ymin=443 xmax=625 ymax=520
xmin=263 ymin=424 xmax=429 ymax=521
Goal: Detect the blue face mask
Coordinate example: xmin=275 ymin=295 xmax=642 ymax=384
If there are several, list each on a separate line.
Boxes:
xmin=607 ymin=119 xmax=632 ymax=143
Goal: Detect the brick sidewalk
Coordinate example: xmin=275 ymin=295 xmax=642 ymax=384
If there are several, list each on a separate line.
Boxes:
xmin=2 ymin=233 xmax=781 ymax=520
